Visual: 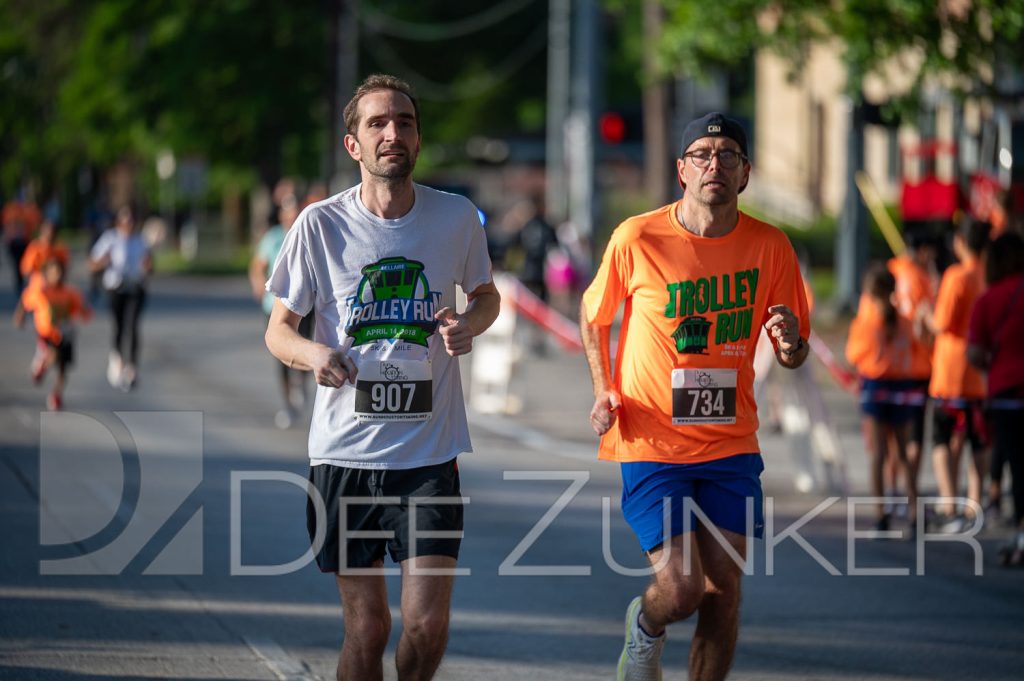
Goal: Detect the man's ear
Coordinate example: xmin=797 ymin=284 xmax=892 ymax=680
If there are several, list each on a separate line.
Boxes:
xmin=343 ymin=133 xmax=361 ymax=161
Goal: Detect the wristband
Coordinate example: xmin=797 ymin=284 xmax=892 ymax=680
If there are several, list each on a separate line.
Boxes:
xmin=780 ymin=337 xmax=805 ymax=358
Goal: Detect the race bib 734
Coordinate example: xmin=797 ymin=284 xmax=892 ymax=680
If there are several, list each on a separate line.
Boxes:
xmin=671 ymin=368 xmax=737 ymax=425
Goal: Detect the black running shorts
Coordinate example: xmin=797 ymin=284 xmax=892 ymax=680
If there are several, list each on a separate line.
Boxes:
xmin=306 ymin=458 xmax=464 ymax=572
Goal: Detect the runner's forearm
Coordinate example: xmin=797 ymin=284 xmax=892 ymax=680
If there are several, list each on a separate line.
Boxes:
xmin=580 ymin=300 xmax=614 ymax=395
xmin=463 ymin=287 xmax=500 ymax=336
xmin=265 ymin=301 xmax=327 ymax=371
xmin=775 ymin=337 xmax=810 ymax=369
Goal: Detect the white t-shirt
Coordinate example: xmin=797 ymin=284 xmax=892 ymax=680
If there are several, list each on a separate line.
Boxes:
xmin=267 ymin=183 xmax=493 ymax=469
xmin=90 ymin=229 xmax=149 ymax=291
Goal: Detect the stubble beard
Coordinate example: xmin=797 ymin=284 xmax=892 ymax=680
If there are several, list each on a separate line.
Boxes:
xmin=364 ymin=149 xmax=417 ymax=185
xmin=697 ymin=186 xmax=734 ymax=207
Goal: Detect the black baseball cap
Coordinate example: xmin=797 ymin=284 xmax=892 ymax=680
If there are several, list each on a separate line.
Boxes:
xmin=679 ymin=112 xmax=749 ymax=159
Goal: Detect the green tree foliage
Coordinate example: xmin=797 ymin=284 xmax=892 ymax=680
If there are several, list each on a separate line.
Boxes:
xmin=0 ymin=0 xmax=330 ymax=195
xmin=1 ymin=0 xmax=560 ymax=196
xmin=357 ymin=0 xmax=549 ymax=146
xmin=655 ymin=0 xmax=1024 ymax=109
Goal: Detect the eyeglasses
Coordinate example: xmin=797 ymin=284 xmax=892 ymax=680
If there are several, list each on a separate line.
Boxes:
xmin=683 ymin=149 xmax=747 ymax=169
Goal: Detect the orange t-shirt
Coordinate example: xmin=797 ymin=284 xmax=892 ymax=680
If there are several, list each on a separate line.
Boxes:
xmin=582 ymin=207 xmax=811 ymax=464
xmin=2 ymin=201 xmax=42 ymax=241
xmin=20 ymin=239 xmax=70 ymax=276
xmin=845 ymin=300 xmax=930 ymax=379
xmin=887 ymin=255 xmax=936 ymax=378
xmin=887 ymin=255 xmax=936 ymax=316
xmin=20 ymin=282 xmax=90 ymax=344
xmin=929 ymin=259 xmax=986 ymax=399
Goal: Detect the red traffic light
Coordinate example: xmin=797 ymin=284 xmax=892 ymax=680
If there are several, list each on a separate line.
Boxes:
xmin=599 ymin=112 xmax=626 ymax=144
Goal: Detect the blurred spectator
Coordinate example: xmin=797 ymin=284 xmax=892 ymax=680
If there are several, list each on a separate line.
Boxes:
xmin=20 ymin=220 xmax=70 ymax=289
xmin=847 ymin=263 xmax=930 ymax=535
xmin=968 ymin=232 xmax=1024 ymax=564
xmin=506 ymin=197 xmax=557 ymax=303
xmin=12 ymin=257 xmax=92 ymax=411
xmin=43 ymin=194 xmax=61 ymax=225
xmin=248 ymin=196 xmax=312 ymax=429
xmin=502 ymin=197 xmax=558 ymax=354
xmin=82 ymin=194 xmax=112 ymax=302
xmin=544 ymin=219 xmax=592 ymax=318
xmin=883 ymin=232 xmax=938 ymax=515
xmin=2 ymin=191 xmax=43 ymax=293
xmin=302 ymin=181 xmax=328 ymax=208
xmin=920 ymin=219 xmax=990 ymax=530
xmin=89 ymin=205 xmax=152 ymax=392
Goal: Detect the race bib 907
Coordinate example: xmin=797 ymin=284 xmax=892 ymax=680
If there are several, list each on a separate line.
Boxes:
xmin=671 ymin=368 xmax=737 ymax=425
xmin=355 ymin=359 xmax=432 ymax=422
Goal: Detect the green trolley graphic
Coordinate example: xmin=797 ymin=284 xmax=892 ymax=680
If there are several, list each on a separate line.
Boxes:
xmin=672 ymin=315 xmax=712 ymax=354
xmin=346 ymin=257 xmax=441 ymax=347
xmin=357 ymin=257 xmax=430 ymax=302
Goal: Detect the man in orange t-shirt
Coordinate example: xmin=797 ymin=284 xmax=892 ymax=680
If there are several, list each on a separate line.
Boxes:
xmin=582 ymin=113 xmax=810 ymax=681
xmin=2 ymin=195 xmax=42 ymax=292
xmin=13 ymin=258 xmax=91 ymax=410
xmin=924 ymin=220 xmax=990 ymax=526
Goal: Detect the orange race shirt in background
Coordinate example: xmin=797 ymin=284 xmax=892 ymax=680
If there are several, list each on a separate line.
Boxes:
xmin=20 ymin=283 xmax=90 ymax=344
xmin=929 ymin=259 xmax=986 ymax=399
xmin=20 ymin=240 xmax=70 ymax=277
xmin=583 ymin=207 xmax=810 ymax=464
xmin=887 ymin=255 xmax=936 ymax=316
xmin=845 ymin=301 xmax=930 ymax=380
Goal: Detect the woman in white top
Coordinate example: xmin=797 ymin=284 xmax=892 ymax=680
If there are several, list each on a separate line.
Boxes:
xmin=89 ymin=205 xmax=152 ymax=390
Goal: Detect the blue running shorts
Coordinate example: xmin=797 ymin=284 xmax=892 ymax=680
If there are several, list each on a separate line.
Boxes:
xmin=620 ymin=454 xmax=765 ymax=552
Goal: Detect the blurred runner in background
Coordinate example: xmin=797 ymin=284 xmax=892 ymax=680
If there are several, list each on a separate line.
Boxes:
xmin=13 ymin=258 xmax=91 ymax=410
xmin=847 ymin=263 xmax=929 ymax=536
xmin=919 ymin=220 xmax=990 ymax=531
xmin=89 ymin=205 xmax=152 ymax=392
xmin=885 ymin=233 xmax=938 ymax=519
xmin=249 ymin=196 xmax=313 ymax=429
xmin=968 ymin=232 xmax=1024 ymax=565
xmin=2 ymin=191 xmax=42 ymax=294
xmin=19 ymin=219 xmax=70 ymax=290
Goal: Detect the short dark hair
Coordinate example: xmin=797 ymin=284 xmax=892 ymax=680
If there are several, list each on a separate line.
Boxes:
xmin=343 ymin=74 xmax=420 ymax=135
xmin=862 ymin=261 xmax=899 ymax=342
xmin=985 ymin=232 xmax=1024 ymax=285
xmin=904 ymin=229 xmax=936 ymax=252
xmin=957 ymin=218 xmax=990 ymax=255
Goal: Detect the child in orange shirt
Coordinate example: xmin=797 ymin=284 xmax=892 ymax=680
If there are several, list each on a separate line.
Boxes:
xmin=847 ymin=263 xmax=929 ymax=535
xmin=13 ymin=258 xmax=92 ymax=410
xmin=19 ymin=220 xmax=70 ymax=287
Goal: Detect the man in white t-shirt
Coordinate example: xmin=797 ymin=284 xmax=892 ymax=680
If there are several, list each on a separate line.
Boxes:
xmin=265 ymin=74 xmax=499 ymax=681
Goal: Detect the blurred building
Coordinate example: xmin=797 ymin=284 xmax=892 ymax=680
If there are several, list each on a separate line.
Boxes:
xmin=747 ymin=41 xmax=1024 ymax=232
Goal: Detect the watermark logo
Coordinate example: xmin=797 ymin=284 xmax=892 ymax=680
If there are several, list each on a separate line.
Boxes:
xmin=39 ymin=412 xmax=203 ymax=575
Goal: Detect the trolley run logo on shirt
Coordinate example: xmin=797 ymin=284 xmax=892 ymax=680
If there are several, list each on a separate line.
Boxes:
xmin=665 ymin=268 xmax=760 ymax=353
xmin=344 ymin=257 xmax=443 ymax=347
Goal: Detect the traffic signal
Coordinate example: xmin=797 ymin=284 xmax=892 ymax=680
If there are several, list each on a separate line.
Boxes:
xmin=599 ymin=112 xmax=626 ymax=144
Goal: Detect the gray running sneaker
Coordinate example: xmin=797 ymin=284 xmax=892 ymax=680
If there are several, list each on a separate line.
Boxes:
xmin=617 ymin=596 xmax=665 ymax=681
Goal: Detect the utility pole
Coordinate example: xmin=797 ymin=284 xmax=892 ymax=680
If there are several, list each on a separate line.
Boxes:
xmin=567 ymin=0 xmax=600 ymax=244
xmin=642 ymin=0 xmax=670 ymax=206
xmin=836 ymin=99 xmax=868 ymax=310
xmin=545 ymin=0 xmax=571 ymax=224
xmin=329 ymin=0 xmax=359 ymax=193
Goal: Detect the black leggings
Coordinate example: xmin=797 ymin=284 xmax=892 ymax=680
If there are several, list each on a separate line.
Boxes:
xmin=110 ymin=286 xmax=146 ymax=365
xmin=990 ymin=395 xmax=1024 ymax=524
xmin=6 ymin=237 xmax=27 ymax=292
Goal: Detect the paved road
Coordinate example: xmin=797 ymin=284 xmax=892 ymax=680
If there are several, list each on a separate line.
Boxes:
xmin=1 ymin=270 xmax=1022 ymax=680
